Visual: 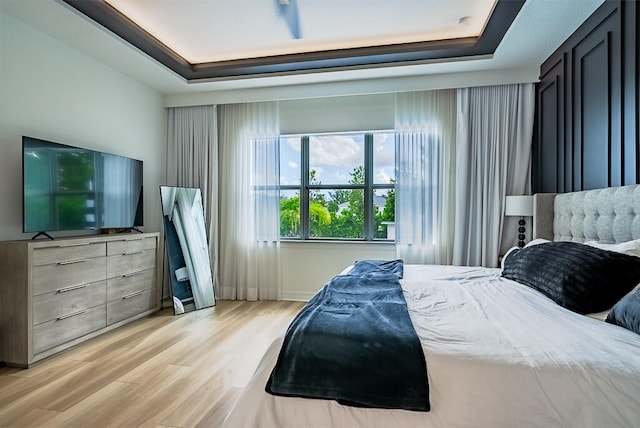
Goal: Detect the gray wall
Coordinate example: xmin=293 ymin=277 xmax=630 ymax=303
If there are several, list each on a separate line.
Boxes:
xmin=0 ymin=11 xmax=166 ymax=241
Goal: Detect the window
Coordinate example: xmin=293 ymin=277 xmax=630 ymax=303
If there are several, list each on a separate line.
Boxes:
xmin=279 ymin=131 xmax=395 ymax=241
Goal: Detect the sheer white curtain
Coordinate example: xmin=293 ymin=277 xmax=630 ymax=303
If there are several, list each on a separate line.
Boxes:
xmin=394 ymin=90 xmax=457 ymax=264
xmin=218 ymin=101 xmax=281 ymax=300
xmin=166 ymin=105 xmax=219 ymax=296
xmin=453 ymin=83 xmax=534 ymax=267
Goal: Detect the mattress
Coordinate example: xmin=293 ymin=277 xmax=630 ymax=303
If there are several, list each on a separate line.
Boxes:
xmin=223 ymin=264 xmax=640 ymax=428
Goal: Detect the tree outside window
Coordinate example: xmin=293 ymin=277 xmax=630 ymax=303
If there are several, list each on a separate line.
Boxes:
xmin=279 ymin=132 xmax=395 ymax=241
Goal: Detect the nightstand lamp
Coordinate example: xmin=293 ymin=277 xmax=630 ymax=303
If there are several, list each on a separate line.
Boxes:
xmin=505 ymin=195 xmax=534 ymax=248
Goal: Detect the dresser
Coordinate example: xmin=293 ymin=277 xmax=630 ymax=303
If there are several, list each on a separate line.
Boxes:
xmin=0 ymin=232 xmax=159 ymax=367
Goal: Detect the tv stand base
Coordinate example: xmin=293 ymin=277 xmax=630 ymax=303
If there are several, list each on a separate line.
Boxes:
xmin=31 ymin=231 xmax=54 ymax=240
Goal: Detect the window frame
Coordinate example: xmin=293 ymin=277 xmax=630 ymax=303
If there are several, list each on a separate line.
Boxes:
xmin=280 ymin=131 xmax=395 ymax=242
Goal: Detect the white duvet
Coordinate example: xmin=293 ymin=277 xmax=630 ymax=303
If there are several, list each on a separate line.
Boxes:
xmin=223 ymin=265 xmax=640 ymax=428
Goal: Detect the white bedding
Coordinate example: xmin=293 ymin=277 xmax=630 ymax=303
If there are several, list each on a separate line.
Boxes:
xmin=223 ymin=265 xmax=640 ymax=428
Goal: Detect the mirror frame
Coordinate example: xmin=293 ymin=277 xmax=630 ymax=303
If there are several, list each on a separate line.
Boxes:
xmin=160 ymin=186 xmax=215 ymax=314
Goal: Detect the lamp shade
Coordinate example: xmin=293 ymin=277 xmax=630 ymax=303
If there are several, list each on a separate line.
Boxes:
xmin=505 ymin=195 xmax=533 ymax=216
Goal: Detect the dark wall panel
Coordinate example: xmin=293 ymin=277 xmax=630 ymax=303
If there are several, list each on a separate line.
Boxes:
xmin=536 ymin=58 xmax=564 ymax=193
xmin=533 ymin=0 xmax=635 ymax=193
xmin=623 ymin=0 xmax=639 ymax=184
xmin=575 ymin=37 xmax=609 ymax=190
xmin=537 ymin=77 xmax=559 ymax=191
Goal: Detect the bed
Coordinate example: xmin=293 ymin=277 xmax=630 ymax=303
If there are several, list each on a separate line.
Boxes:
xmin=223 ymin=185 xmax=640 ymax=428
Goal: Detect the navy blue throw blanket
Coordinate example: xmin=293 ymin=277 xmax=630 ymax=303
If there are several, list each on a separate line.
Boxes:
xmin=266 ymin=259 xmax=430 ymax=411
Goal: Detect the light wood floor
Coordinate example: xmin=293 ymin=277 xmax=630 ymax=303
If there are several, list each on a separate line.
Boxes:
xmin=0 ymin=300 xmax=305 ymax=428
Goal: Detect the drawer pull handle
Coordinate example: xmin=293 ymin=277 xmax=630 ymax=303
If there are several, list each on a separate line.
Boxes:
xmin=122 ymin=271 xmax=145 ymax=278
xmin=57 ymin=242 xmax=92 ymax=248
xmin=121 ymin=251 xmax=143 ymax=256
xmin=56 ymin=284 xmax=88 ymax=293
xmin=122 ymin=290 xmax=145 ymax=299
xmin=57 ymin=309 xmax=87 ymax=320
xmin=57 ymin=258 xmax=88 ymax=265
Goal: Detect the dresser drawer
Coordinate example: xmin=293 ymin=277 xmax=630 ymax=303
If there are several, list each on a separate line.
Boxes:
xmin=33 ymin=257 xmax=107 ymax=296
xmin=32 ymin=242 xmax=106 ymax=267
xmin=107 ymin=250 xmax=155 ymax=278
xmin=33 ymin=281 xmax=106 ymax=325
xmin=107 ymin=269 xmax=155 ymax=301
xmin=107 ymin=237 xmax=156 ymax=256
xmin=33 ymin=304 xmax=106 ymax=355
xmin=0 ymin=232 xmax=159 ymax=367
xmin=107 ymin=288 xmax=156 ymax=325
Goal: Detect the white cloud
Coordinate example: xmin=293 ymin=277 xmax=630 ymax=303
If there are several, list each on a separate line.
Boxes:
xmin=309 ymin=135 xmax=363 ymax=167
xmin=374 ymin=136 xmax=395 ymax=168
xmin=288 ymin=160 xmax=298 ymax=169
xmin=297 ymin=133 xmax=396 ymax=184
xmin=285 ymin=137 xmax=301 ymax=152
xmin=376 ymin=169 xmax=392 ymax=184
xmin=335 ymin=171 xmax=348 ymax=181
xmin=280 ymin=175 xmax=301 ymax=185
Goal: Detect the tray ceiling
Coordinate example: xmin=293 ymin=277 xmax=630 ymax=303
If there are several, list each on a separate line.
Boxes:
xmin=61 ymin=0 xmax=524 ymax=81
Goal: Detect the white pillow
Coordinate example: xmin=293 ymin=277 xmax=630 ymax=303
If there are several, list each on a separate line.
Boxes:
xmin=583 ymin=239 xmax=640 ymax=258
xmin=525 ymin=238 xmax=551 ymax=247
xmin=501 ymin=246 xmax=520 ymax=270
xmin=586 ymin=310 xmax=610 ymax=322
xmin=501 ymin=239 xmax=550 ymax=270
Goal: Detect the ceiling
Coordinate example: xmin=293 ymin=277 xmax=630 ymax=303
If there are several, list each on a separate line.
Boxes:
xmin=61 ymin=0 xmax=523 ymax=81
xmin=1 ymin=0 xmax=604 ymax=95
xmin=103 ymin=0 xmax=499 ymax=64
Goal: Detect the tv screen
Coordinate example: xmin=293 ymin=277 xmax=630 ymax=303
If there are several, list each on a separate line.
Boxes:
xmin=23 ymin=136 xmax=143 ymax=233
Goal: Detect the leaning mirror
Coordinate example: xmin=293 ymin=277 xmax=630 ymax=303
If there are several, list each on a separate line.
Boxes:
xmin=160 ymin=186 xmax=215 ymax=314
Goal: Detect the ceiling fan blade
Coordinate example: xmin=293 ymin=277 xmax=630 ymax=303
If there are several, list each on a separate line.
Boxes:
xmin=276 ymin=0 xmax=302 ymax=39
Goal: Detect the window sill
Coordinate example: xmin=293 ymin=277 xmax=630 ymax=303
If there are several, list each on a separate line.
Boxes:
xmin=280 ymin=239 xmax=395 ymax=245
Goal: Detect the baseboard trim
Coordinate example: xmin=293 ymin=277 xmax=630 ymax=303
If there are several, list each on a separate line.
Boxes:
xmin=280 ymin=291 xmax=313 ymax=302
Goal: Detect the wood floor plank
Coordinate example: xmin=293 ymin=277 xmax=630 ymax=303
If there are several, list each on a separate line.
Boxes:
xmin=0 ymin=359 xmax=92 ymax=409
xmin=44 ymin=381 xmax=139 ymax=427
xmin=35 ymin=331 xmax=188 ymax=412
xmin=95 ymin=364 xmax=196 ymax=427
xmin=160 ymin=374 xmax=235 ymax=428
xmin=0 ymin=299 xmax=305 ymax=428
xmin=194 ymin=388 xmax=244 ymax=428
xmin=4 ymin=407 xmax=61 ymax=428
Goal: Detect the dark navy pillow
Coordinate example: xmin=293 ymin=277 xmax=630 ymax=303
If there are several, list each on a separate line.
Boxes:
xmin=501 ymin=241 xmax=640 ymax=314
xmin=607 ymin=289 xmax=640 ymax=335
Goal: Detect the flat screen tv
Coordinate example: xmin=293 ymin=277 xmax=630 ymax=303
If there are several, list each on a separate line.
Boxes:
xmin=22 ymin=136 xmax=143 ymax=236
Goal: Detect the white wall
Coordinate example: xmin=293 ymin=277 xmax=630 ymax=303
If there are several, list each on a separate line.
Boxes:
xmin=164 ymin=68 xmax=540 ymax=107
xmin=280 ymin=241 xmax=396 ymax=301
xmin=0 ymin=11 xmax=166 ymax=241
xmin=280 ymin=93 xmax=395 ymax=134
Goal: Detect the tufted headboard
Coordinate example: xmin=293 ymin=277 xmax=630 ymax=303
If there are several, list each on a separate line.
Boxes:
xmin=533 ymin=184 xmax=640 ymax=244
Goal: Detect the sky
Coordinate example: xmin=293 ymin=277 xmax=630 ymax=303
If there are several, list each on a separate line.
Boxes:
xmin=280 ymin=132 xmax=395 ymax=186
